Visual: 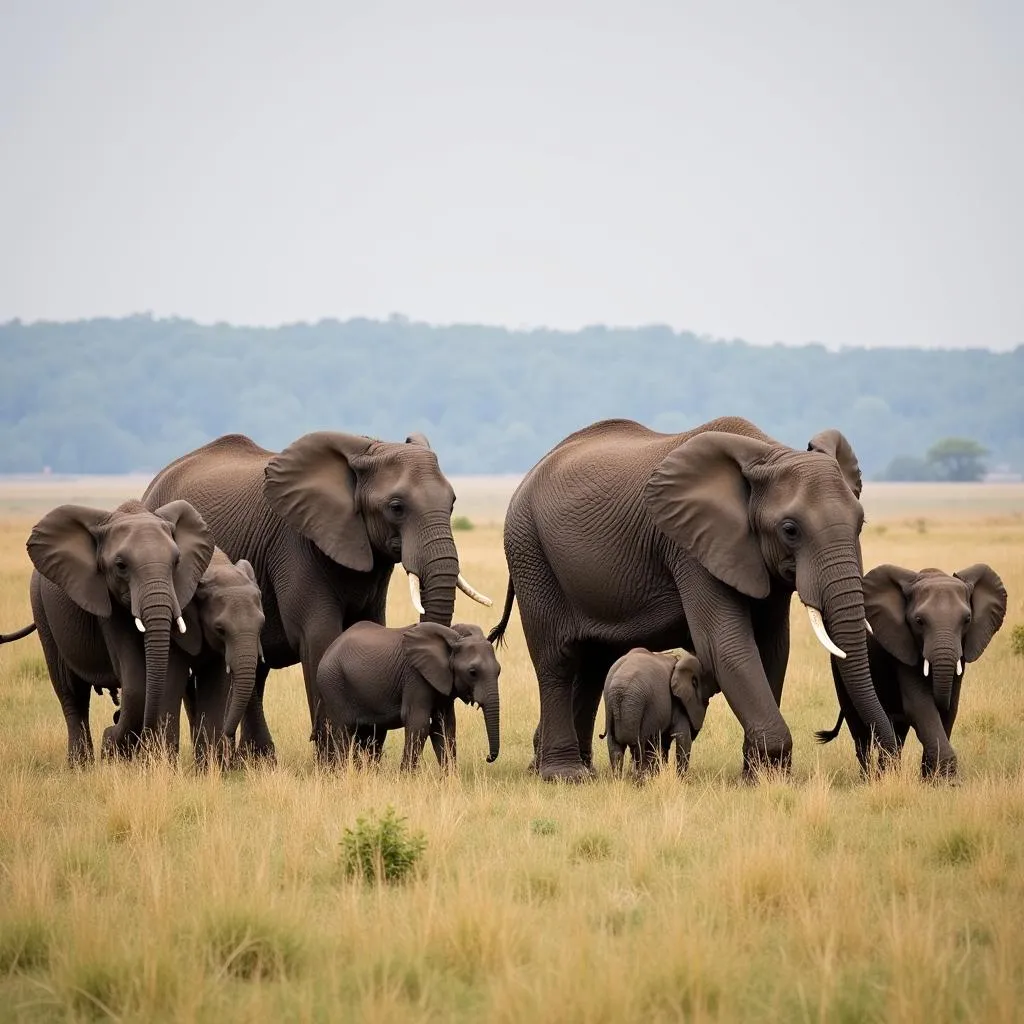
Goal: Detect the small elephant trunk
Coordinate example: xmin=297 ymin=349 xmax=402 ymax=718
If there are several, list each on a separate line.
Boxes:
xmin=923 ymin=641 xmax=960 ymax=713
xmin=482 ymin=698 xmax=500 ymax=763
xmin=223 ymin=635 xmax=261 ymax=739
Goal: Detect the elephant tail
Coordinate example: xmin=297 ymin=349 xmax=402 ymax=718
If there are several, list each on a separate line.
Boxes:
xmin=815 ymin=710 xmax=845 ymax=745
xmin=0 ymin=622 xmax=36 ymax=644
xmin=486 ymin=578 xmax=516 ymax=648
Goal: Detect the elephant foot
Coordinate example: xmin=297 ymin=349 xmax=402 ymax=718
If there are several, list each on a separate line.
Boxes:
xmin=922 ymin=757 xmax=959 ymax=784
xmin=538 ymin=760 xmax=597 ymax=783
xmin=237 ymin=743 xmax=277 ymax=768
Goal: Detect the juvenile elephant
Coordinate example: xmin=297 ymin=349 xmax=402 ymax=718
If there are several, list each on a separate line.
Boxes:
xmin=816 ymin=563 xmax=1007 ymax=778
xmin=489 ymin=416 xmax=898 ymax=781
xmin=313 ymin=621 xmax=501 ymax=771
xmin=0 ymin=500 xmax=214 ymax=763
xmin=141 ymin=431 xmax=490 ymax=761
xmin=600 ymin=648 xmax=714 ymax=777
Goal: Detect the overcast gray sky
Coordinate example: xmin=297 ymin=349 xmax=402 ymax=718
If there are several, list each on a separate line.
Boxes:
xmin=2 ymin=0 xmax=1021 ymax=349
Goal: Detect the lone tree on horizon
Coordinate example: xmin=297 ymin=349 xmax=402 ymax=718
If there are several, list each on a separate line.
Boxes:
xmin=926 ymin=437 xmax=989 ymax=482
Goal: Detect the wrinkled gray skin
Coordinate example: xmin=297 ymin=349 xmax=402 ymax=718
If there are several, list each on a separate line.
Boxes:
xmin=7 ymin=500 xmax=213 ymax=763
xmin=142 ymin=431 xmax=482 ymax=761
xmin=489 ymin=416 xmax=899 ymax=782
xmin=817 ymin=563 xmax=1007 ymax=779
xmin=313 ymin=622 xmax=501 ymax=771
xmin=600 ymin=648 xmax=715 ymax=777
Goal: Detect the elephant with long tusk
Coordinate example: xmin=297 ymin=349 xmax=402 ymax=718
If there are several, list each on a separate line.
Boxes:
xmin=141 ymin=429 xmax=483 ymax=761
xmin=488 ymin=415 xmax=900 ymax=781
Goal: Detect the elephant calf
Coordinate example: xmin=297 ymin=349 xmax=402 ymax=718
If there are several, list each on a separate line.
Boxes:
xmin=600 ymin=647 xmax=714 ymax=777
xmin=313 ymin=621 xmax=501 ymax=772
xmin=817 ymin=563 xmax=1007 ymax=778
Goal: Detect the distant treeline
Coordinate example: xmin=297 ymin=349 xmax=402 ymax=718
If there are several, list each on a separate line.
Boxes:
xmin=1 ymin=315 xmax=1021 ymax=478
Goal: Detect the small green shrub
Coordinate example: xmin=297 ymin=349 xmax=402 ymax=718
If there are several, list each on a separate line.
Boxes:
xmin=530 ymin=817 xmax=558 ymax=836
xmin=340 ymin=807 xmax=427 ymax=884
xmin=1010 ymin=624 xmax=1024 ymax=657
xmin=451 ymin=515 xmax=474 ymax=531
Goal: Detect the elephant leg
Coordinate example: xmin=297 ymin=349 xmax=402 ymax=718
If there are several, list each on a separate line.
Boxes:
xmin=352 ymin=725 xmax=387 ymax=768
xmin=572 ymin=652 xmax=615 ymax=770
xmin=189 ymin=670 xmax=232 ymax=770
xmin=299 ymin=621 xmax=346 ymax=758
xmin=627 ymin=741 xmax=644 ymax=776
xmin=675 ymin=730 xmax=693 ymax=776
xmin=900 ymin=671 xmax=958 ymax=780
xmin=639 ymin=735 xmax=661 ymax=777
xmin=607 ymin=733 xmax=625 ymax=776
xmin=238 ymin=660 xmax=276 ymax=764
xmin=401 ymin=711 xmax=431 ymax=772
xmin=101 ymin=679 xmax=146 ymax=760
xmin=752 ymin=586 xmax=791 ymax=708
xmin=429 ymin=703 xmax=457 ymax=771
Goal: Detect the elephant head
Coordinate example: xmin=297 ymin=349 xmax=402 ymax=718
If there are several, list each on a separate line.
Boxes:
xmin=185 ymin=550 xmax=267 ymax=739
xmin=402 ymin=622 xmax=501 ymax=762
xmin=644 ymin=427 xmax=898 ymax=755
xmin=27 ymin=499 xmax=214 ymax=735
xmin=263 ymin=431 xmax=489 ymax=627
xmin=668 ymin=650 xmax=711 ymax=736
xmin=864 ymin=563 xmax=1007 ymax=711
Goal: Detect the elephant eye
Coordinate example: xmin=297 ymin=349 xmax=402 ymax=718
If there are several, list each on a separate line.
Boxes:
xmin=468 ymin=666 xmax=478 ymax=678
xmin=914 ymin=615 xmax=925 ymax=627
xmin=113 ymin=556 xmax=128 ymax=574
xmin=388 ymin=498 xmax=405 ymax=517
xmin=779 ymin=520 xmax=800 ymax=544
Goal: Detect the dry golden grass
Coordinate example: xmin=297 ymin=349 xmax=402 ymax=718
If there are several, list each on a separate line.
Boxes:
xmin=0 ymin=479 xmax=1022 ymax=1022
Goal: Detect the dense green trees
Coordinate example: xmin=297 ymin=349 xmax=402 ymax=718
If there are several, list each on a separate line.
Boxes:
xmin=1 ymin=315 xmax=1020 ymax=477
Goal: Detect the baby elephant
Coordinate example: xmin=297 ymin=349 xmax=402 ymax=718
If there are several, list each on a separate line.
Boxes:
xmin=817 ymin=563 xmax=1007 ymax=778
xmin=600 ymin=647 xmax=712 ymax=777
xmin=313 ymin=621 xmax=501 ymax=771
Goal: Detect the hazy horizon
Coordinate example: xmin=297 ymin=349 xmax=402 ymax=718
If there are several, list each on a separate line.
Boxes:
xmin=3 ymin=1 xmax=1022 ymax=350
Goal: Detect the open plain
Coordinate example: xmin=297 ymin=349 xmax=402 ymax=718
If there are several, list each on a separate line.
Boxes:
xmin=0 ymin=477 xmax=1022 ymax=1022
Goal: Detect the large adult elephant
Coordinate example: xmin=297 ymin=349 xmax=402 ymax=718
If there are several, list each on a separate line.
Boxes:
xmin=488 ymin=416 xmax=899 ymax=781
xmin=141 ymin=431 xmax=490 ymax=759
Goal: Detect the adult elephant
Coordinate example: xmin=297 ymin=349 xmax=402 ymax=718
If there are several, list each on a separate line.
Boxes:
xmin=0 ymin=500 xmax=213 ymax=762
xmin=488 ymin=416 xmax=899 ymax=781
xmin=141 ymin=431 xmax=490 ymax=759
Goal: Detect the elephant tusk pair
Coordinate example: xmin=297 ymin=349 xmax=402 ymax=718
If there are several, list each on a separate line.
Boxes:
xmin=805 ymin=606 xmax=847 ymax=660
xmin=136 ymin=616 xmax=187 ymax=633
xmin=406 ymin=571 xmax=493 ymax=614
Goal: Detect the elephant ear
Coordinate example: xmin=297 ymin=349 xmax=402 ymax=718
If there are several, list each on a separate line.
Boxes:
xmin=402 ymin=622 xmax=460 ymax=695
xmin=236 ymin=558 xmax=258 ymax=585
xmin=264 ymin=432 xmax=375 ymax=572
xmin=405 ymin=433 xmax=432 ymax=449
xmin=954 ymin=564 xmax=1008 ymax=662
xmin=154 ymin=500 xmax=215 ymax=610
xmin=644 ymin=431 xmax=773 ymax=599
xmin=669 ymin=652 xmax=706 ymax=733
xmin=863 ymin=564 xmax=919 ymax=666
xmin=26 ymin=505 xmax=112 ymax=616
xmin=807 ymin=429 xmax=862 ymax=499
xmin=172 ymin=602 xmax=204 ymax=656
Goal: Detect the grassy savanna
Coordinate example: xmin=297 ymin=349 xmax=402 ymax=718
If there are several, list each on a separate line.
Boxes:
xmin=0 ymin=478 xmax=1022 ymax=1022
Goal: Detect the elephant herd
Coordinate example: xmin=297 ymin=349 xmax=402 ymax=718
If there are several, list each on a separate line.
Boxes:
xmin=0 ymin=417 xmax=1009 ymax=783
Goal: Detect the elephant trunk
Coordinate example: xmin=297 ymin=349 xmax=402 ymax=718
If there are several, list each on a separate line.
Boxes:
xmin=923 ymin=639 xmax=960 ymax=713
xmin=482 ymin=697 xmax=500 ymax=763
xmin=406 ymin=511 xmax=458 ymax=627
xmin=811 ymin=559 xmax=898 ymax=759
xmin=131 ymin=570 xmax=178 ymax=737
xmin=223 ymin=634 xmax=260 ymax=738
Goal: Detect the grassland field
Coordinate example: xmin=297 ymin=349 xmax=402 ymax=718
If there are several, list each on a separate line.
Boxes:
xmin=0 ymin=476 xmax=1022 ymax=1022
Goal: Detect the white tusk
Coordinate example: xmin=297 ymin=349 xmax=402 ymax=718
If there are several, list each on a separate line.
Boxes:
xmin=135 ymin=617 xmax=145 ymax=633
xmin=408 ymin=572 xmax=425 ymax=615
xmin=457 ymin=573 xmax=493 ymax=607
xmin=177 ymin=616 xmax=187 ymax=634
xmin=956 ymin=659 xmax=962 ymax=677
xmin=864 ymin=619 xmax=873 ymax=635
xmin=923 ymin=658 xmax=930 ymax=677
xmin=226 ymin=663 xmax=231 ymax=675
xmin=805 ymin=606 xmax=846 ymax=659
